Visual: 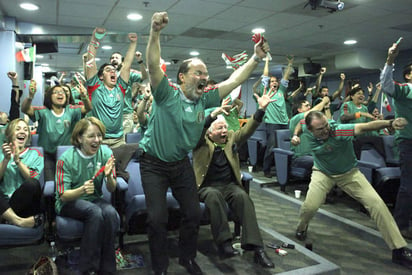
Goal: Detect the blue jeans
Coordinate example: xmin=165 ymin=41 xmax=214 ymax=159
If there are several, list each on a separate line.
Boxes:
xmin=394 ymin=139 xmax=412 ymax=230
xmin=263 ymin=123 xmax=288 ymax=174
xmin=140 ymin=153 xmax=201 ymax=273
xmin=60 ymin=198 xmax=119 ymax=273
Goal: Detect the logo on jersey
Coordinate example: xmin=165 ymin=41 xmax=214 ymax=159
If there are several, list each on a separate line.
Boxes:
xmin=185 ymin=106 xmax=193 ymax=113
xmin=197 ymin=111 xmax=205 ymax=123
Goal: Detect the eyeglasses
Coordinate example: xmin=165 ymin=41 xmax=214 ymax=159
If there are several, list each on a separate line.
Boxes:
xmin=52 ymin=90 xmax=65 ymax=95
xmin=82 ymin=133 xmax=103 ymax=139
xmin=104 ymin=68 xmax=116 ymax=73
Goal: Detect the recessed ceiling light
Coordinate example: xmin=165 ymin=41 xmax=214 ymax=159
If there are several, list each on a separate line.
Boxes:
xmin=344 ymin=39 xmax=357 ymax=45
xmin=95 ymin=57 xmax=101 ymax=61
xmin=41 ymin=63 xmax=49 ymax=67
xmin=252 ymin=28 xmax=265 ymax=34
xmin=36 ymin=55 xmax=43 ymax=59
xmin=226 ymin=66 xmax=232 ymax=69
xmin=101 ymin=45 xmax=112 ymax=50
xmin=190 ymin=51 xmax=199 ymax=56
xmin=127 ymin=13 xmax=142 ymax=21
xmin=164 ymin=61 xmax=171 ymax=65
xmin=20 ymin=3 xmax=39 ymax=11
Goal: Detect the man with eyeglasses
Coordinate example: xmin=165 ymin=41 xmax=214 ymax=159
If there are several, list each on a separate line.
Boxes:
xmin=85 ymin=27 xmax=138 ymax=148
xmin=294 ymin=110 xmax=412 ymax=270
xmin=140 ymin=11 xmax=269 ymax=275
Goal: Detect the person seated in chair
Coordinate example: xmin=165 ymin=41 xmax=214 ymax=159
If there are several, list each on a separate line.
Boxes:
xmin=192 ymin=90 xmax=275 ymax=268
xmin=55 ymin=117 xmax=118 ymax=275
xmin=0 ymin=119 xmax=44 ymax=228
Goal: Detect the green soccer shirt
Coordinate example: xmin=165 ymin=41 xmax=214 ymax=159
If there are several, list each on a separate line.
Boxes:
xmin=33 ymin=105 xmax=82 ymax=154
xmin=55 ymin=145 xmax=115 ymax=214
xmin=139 ymin=76 xmax=221 ymax=162
xmin=289 ymin=113 xmax=312 ymax=157
xmin=308 ymin=121 xmax=357 ymax=175
xmin=87 ymin=75 xmax=128 ymax=138
xmin=0 ymin=147 xmax=44 ymax=197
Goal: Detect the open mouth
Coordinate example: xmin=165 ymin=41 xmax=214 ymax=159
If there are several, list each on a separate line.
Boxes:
xmin=110 ymin=75 xmax=116 ymax=82
xmin=16 ymin=135 xmax=26 ymax=142
xmin=197 ymin=80 xmax=207 ymax=91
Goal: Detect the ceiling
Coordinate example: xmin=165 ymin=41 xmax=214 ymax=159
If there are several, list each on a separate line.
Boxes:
xmin=1 ymin=0 xmax=412 ymax=82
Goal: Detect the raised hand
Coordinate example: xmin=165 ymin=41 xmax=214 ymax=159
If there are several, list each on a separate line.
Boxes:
xmin=7 ymin=71 xmax=17 ymax=80
xmin=128 ymin=33 xmax=138 ymax=42
xmin=135 ymin=51 xmax=142 ymax=61
xmin=92 ymin=27 xmax=107 ymax=41
xmin=254 ymin=37 xmax=270 ymax=60
xmin=2 ymin=143 xmax=12 ymax=160
xmin=151 ymin=12 xmax=169 ymax=32
xmin=29 ymin=79 xmax=37 ymax=97
xmin=211 ymin=97 xmax=232 ymax=118
xmin=255 ymin=88 xmax=276 ymax=110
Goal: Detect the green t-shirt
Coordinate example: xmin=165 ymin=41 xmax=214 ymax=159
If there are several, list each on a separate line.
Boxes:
xmin=258 ymin=82 xmax=289 ymax=125
xmin=308 ymin=121 xmax=357 ymax=175
xmin=338 ymin=101 xmax=378 ymax=137
xmin=33 ymin=105 xmax=82 ymax=154
xmin=289 ymin=113 xmax=311 ymax=157
xmin=388 ymin=82 xmax=412 ymax=141
xmin=122 ymin=70 xmax=143 ymax=115
xmin=139 ymin=76 xmax=221 ymax=162
xmin=87 ymin=75 xmax=128 ymax=138
xmin=0 ymin=147 xmax=44 ymax=196
xmin=55 ymin=145 xmax=114 ymax=214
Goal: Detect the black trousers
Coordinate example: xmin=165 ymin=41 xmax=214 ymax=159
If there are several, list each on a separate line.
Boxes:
xmin=198 ymin=183 xmax=263 ymax=249
xmin=140 ymin=153 xmax=201 ymax=273
xmin=0 ymin=178 xmax=41 ymax=217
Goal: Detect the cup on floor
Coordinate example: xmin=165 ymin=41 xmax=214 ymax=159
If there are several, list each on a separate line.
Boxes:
xmin=294 ymin=190 xmax=301 ymax=199
xmin=248 ymin=166 xmax=253 ymax=173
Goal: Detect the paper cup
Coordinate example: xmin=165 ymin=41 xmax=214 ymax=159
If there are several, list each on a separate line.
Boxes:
xmin=248 ymin=166 xmax=253 ymax=173
xmin=294 ymin=190 xmax=301 ymax=199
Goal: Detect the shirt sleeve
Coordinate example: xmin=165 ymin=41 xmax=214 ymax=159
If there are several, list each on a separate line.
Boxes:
xmin=380 ymin=64 xmax=395 ymax=97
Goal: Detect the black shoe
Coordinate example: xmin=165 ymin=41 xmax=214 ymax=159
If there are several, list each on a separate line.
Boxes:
xmin=264 ymin=172 xmax=272 ymax=178
xmin=295 ymin=227 xmax=307 ymax=241
xmin=178 ymin=258 xmax=203 ymax=275
xmin=218 ymin=241 xmax=239 ymax=259
xmin=254 ymin=249 xmax=274 ymax=268
xmin=400 ymin=229 xmax=412 ymax=240
xmin=393 ymin=247 xmax=412 ymax=269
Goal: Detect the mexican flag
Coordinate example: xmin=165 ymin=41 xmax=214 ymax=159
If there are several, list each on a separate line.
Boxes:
xmin=16 ymin=45 xmax=36 ymax=62
xmin=381 ymin=93 xmax=392 ymax=112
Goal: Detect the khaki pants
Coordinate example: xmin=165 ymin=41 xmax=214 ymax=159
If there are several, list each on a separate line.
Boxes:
xmin=102 ymin=136 xmax=125 ymax=149
xmin=297 ymin=167 xmax=407 ymax=250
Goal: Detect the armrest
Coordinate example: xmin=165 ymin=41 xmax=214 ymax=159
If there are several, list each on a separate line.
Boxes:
xmin=116 ymin=177 xmax=129 ymax=192
xmin=241 ymin=171 xmax=252 ymax=193
xmin=43 ymin=180 xmax=55 ymax=197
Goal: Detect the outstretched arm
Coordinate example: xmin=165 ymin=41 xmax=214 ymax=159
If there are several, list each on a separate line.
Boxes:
xmin=85 ymin=27 xmax=106 ymax=80
xmin=331 ymin=73 xmax=345 ymax=101
xmin=21 ymin=80 xmax=37 ymax=118
xmin=119 ymin=33 xmax=138 ymax=83
xmin=135 ymin=51 xmax=148 ymax=81
xmin=218 ymin=39 xmax=269 ymax=99
xmin=313 ymin=67 xmax=326 ymax=98
xmin=380 ymin=38 xmax=402 ymax=97
xmin=354 ymin=117 xmax=407 ymax=135
xmin=147 ymin=12 xmax=169 ymax=91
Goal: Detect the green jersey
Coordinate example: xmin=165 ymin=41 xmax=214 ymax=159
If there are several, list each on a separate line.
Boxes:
xmin=55 ymin=145 xmax=115 ymax=214
xmin=71 ymin=87 xmax=82 ymax=105
xmin=308 ymin=121 xmax=357 ymax=175
xmin=139 ymin=76 xmax=220 ymax=162
xmin=338 ymin=101 xmax=377 ymax=137
xmin=87 ymin=75 xmax=128 ymax=138
xmin=258 ymin=78 xmax=289 ymax=125
xmin=33 ymin=105 xmax=82 ymax=154
xmin=0 ymin=147 xmax=44 ymax=196
xmin=122 ymin=70 xmax=143 ymax=115
xmin=289 ymin=113 xmax=312 ymax=157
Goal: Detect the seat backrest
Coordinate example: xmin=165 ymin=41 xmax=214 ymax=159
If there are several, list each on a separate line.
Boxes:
xmin=360 ymin=148 xmax=387 ymax=168
xmin=275 ymin=129 xmax=291 ymax=150
xmin=125 ymin=132 xmax=142 ymax=144
xmin=382 ymin=135 xmax=399 ymax=165
xmin=31 ymin=134 xmax=39 ymax=146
